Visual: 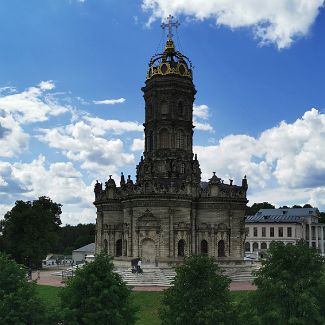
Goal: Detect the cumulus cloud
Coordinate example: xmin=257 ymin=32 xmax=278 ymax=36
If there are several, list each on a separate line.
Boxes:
xmin=131 ymin=138 xmax=145 ymax=151
xmin=0 ymin=81 xmax=71 ymax=157
xmin=0 ymin=115 xmax=29 ymax=157
xmin=0 ymin=81 xmax=69 ymax=124
xmin=193 ymin=103 xmax=214 ymax=132
xmin=84 ymin=116 xmax=143 ymax=134
xmin=93 ymin=98 xmax=126 ymax=105
xmin=0 ymin=156 xmax=95 ymax=224
xmin=37 ymin=120 xmax=136 ymax=176
xmin=193 ymin=104 xmax=209 ymax=120
xmin=142 ymin=0 xmax=325 ymax=49
xmin=194 ymin=108 xmax=325 ymax=209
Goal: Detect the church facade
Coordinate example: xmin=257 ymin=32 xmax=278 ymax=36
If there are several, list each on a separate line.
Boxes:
xmin=94 ymin=25 xmax=248 ymax=265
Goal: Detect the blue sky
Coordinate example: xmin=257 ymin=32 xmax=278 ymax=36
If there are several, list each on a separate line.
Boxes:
xmin=0 ymin=0 xmax=325 ymax=224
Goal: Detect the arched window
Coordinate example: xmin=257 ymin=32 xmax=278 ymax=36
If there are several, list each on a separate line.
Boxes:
xmin=115 ymin=239 xmax=122 ymax=257
xmin=201 ymin=240 xmax=208 ymax=255
xmin=178 ymin=102 xmax=184 ymax=116
xmin=161 ymin=101 xmax=168 ymax=115
xmin=218 ymin=240 xmax=225 ymax=257
xmin=159 ymin=129 xmax=169 ymax=148
xmin=245 ymin=242 xmax=250 ymax=252
xmin=253 ymin=242 xmax=258 ymax=251
xmin=147 ymin=131 xmax=153 ymax=151
xmin=103 ymin=239 xmax=108 ymax=253
xmin=261 ymin=242 xmax=267 ymax=250
xmin=175 ymin=130 xmax=184 ymax=149
xmin=146 ymin=104 xmax=153 ymax=119
xmin=178 ymin=239 xmax=185 ymax=257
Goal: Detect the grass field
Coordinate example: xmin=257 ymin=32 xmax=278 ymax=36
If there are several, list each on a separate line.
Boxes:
xmin=36 ymin=285 xmax=251 ymax=325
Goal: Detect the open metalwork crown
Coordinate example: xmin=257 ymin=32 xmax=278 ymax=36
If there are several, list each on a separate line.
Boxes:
xmin=146 ymin=15 xmax=193 ymax=80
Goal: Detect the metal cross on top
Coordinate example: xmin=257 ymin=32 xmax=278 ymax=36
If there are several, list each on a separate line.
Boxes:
xmin=161 ymin=14 xmax=180 ymax=40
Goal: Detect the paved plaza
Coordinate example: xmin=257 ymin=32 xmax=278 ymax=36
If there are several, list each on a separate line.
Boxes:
xmin=32 ymin=269 xmax=256 ymax=291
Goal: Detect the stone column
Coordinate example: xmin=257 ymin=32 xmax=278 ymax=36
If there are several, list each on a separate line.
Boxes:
xmin=129 ymin=209 xmax=133 ymax=257
xmin=169 ymin=208 xmax=174 ymax=257
xmin=321 ymin=227 xmax=324 ymax=255
xmin=191 ymin=206 xmax=197 ymax=254
xmin=309 ymin=223 xmax=312 ymax=247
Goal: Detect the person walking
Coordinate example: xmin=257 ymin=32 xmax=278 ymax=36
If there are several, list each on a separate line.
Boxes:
xmin=137 ymin=258 xmax=142 ymax=274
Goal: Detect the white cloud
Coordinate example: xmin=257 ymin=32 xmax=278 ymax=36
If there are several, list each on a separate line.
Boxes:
xmin=0 ymin=156 xmax=95 ymax=224
xmin=194 ymin=108 xmax=325 ymax=210
xmin=193 ymin=119 xmax=214 ymax=133
xmin=37 ymin=120 xmax=136 ymax=176
xmin=193 ymin=104 xmax=209 ymax=120
xmin=38 ymin=80 xmax=55 ymax=91
xmin=142 ymin=0 xmax=325 ymax=49
xmin=0 ymin=115 xmax=29 ymax=157
xmin=193 ymin=103 xmax=214 ymax=132
xmin=0 ymin=81 xmax=69 ymax=124
xmin=84 ymin=116 xmax=143 ymax=134
xmin=93 ymin=98 xmax=126 ymax=105
xmin=131 ymin=138 xmax=145 ymax=151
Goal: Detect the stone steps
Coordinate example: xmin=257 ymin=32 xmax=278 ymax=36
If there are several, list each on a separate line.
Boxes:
xmin=114 ymin=267 xmax=176 ymax=287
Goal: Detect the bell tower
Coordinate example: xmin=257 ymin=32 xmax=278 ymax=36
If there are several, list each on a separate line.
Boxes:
xmin=136 ymin=15 xmax=201 ymax=193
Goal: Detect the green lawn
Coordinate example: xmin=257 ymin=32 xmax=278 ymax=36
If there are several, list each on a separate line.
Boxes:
xmin=36 ymin=285 xmax=252 ymax=325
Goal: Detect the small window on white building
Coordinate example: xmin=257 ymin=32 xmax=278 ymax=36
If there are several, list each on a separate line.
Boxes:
xmin=279 ymin=227 xmax=283 ymax=237
xmin=270 ymin=227 xmax=274 ymax=237
xmin=287 ymin=227 xmax=292 ymax=237
xmin=253 ymin=227 xmax=258 ymax=237
xmin=262 ymin=227 xmax=266 ymax=237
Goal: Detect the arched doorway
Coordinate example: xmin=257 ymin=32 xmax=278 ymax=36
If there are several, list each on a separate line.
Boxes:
xmin=201 ymin=240 xmax=208 ymax=255
xmin=245 ymin=242 xmax=250 ymax=252
xmin=103 ymin=239 xmax=108 ymax=253
xmin=115 ymin=239 xmax=122 ymax=257
xmin=218 ymin=240 xmax=225 ymax=257
xmin=178 ymin=239 xmax=185 ymax=257
xmin=253 ymin=242 xmax=258 ymax=252
xmin=141 ymin=238 xmax=156 ymax=263
xmin=123 ymin=240 xmax=127 ymax=256
xmin=261 ymin=242 xmax=267 ymax=250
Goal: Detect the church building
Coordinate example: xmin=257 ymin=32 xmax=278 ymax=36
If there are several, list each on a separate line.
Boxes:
xmin=94 ymin=17 xmax=248 ymax=265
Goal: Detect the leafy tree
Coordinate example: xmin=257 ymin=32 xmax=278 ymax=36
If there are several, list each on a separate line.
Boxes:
xmin=160 ymin=255 xmax=234 ymax=325
xmin=303 ymin=204 xmax=313 ymax=208
xmin=247 ymin=202 xmax=275 ymax=215
xmin=60 ymin=253 xmax=137 ymax=325
xmin=252 ymin=241 xmax=325 ymax=325
xmin=0 ymin=253 xmax=48 ymax=324
xmin=292 ymin=204 xmax=302 ymax=208
xmin=55 ymin=223 xmax=95 ymax=255
xmin=1 ymin=196 xmax=62 ymax=268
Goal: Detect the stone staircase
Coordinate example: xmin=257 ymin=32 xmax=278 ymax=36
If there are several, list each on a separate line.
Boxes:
xmin=227 ymin=264 xmax=260 ymax=282
xmin=114 ymin=266 xmax=176 ymax=287
xmin=114 ymin=263 xmax=259 ymax=286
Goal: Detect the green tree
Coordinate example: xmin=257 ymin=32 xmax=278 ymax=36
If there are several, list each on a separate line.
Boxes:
xmin=1 ymin=196 xmax=62 ymax=268
xmin=160 ymin=255 xmax=233 ymax=325
xmin=55 ymin=223 xmax=95 ymax=255
xmin=247 ymin=202 xmax=275 ymax=215
xmin=0 ymin=253 xmax=48 ymax=324
xmin=60 ymin=253 xmax=137 ymax=325
xmin=252 ymin=241 xmax=325 ymax=325
xmin=303 ymin=204 xmax=313 ymax=208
